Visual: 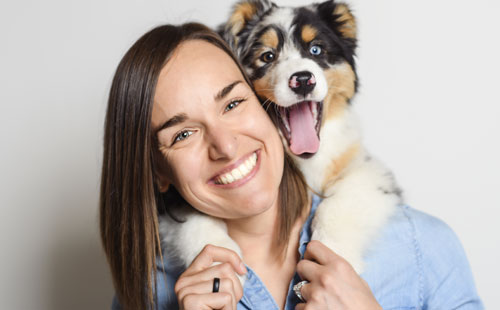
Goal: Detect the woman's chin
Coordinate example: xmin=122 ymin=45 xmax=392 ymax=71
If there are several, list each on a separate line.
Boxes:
xmin=234 ymin=190 xmax=278 ymax=218
xmin=202 ymin=190 xmax=277 ymax=220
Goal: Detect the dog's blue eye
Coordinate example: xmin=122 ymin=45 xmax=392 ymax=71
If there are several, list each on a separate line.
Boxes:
xmin=260 ymin=51 xmax=275 ymax=63
xmin=310 ymin=45 xmax=322 ymax=56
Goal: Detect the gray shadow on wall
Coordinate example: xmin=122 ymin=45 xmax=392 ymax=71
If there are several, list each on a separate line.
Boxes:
xmin=47 ymin=227 xmax=114 ymax=310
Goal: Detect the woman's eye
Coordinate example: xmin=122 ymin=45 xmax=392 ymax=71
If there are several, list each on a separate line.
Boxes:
xmin=260 ymin=51 xmax=276 ymax=63
xmin=173 ymin=130 xmax=193 ymax=144
xmin=224 ymin=99 xmax=245 ymax=112
xmin=309 ymin=45 xmax=322 ymax=56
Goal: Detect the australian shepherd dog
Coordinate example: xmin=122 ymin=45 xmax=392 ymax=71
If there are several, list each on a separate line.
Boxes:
xmin=160 ymin=0 xmax=402 ymax=276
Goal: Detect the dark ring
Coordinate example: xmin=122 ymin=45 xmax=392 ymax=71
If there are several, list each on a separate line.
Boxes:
xmin=212 ymin=277 xmax=220 ymax=293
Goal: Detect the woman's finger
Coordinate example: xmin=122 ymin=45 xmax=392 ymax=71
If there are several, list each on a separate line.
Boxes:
xmin=303 ymin=240 xmax=338 ymax=265
xmin=181 ymin=291 xmax=234 ymax=310
xmin=295 ymin=303 xmax=306 ymax=310
xmin=176 ymin=262 xmax=243 ymax=300
xmin=184 ymin=244 xmax=246 ymax=276
xmin=177 ymin=278 xmax=237 ymax=304
xmin=296 ymin=258 xmax=321 ymax=282
xmin=296 ymin=280 xmax=313 ymax=302
xmin=306 ymin=241 xmax=357 ymax=279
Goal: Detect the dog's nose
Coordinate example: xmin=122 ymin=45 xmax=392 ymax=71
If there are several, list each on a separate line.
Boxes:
xmin=289 ymin=71 xmax=316 ymax=97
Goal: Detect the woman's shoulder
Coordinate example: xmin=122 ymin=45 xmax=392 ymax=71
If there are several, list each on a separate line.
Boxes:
xmin=383 ymin=204 xmax=460 ymax=250
xmin=383 ymin=205 xmax=469 ymax=267
xmin=362 ymin=204 xmax=483 ymax=309
xmin=152 ymin=256 xmax=183 ymax=309
xmin=372 ymin=204 xmax=479 ymax=279
xmin=111 ymin=257 xmax=183 ymax=310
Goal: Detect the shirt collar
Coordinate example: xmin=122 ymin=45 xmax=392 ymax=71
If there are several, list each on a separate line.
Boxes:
xmin=239 ymin=194 xmax=323 ymax=309
xmin=298 ymin=194 xmax=322 ymax=258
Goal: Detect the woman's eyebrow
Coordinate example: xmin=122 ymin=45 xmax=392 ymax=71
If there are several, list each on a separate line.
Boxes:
xmin=214 ymin=80 xmax=242 ymax=101
xmin=154 ymin=81 xmax=243 ymax=136
xmin=155 ymin=113 xmax=188 ymax=136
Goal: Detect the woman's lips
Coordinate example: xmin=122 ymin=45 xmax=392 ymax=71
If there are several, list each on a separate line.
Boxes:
xmin=209 ymin=150 xmax=261 ymax=188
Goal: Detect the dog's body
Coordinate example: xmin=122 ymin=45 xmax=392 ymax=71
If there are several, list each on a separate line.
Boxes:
xmin=217 ymin=0 xmax=402 ymax=272
xmin=160 ymin=0 xmax=402 ymax=276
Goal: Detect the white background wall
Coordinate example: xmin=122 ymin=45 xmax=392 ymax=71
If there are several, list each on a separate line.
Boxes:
xmin=1 ymin=0 xmax=498 ymax=309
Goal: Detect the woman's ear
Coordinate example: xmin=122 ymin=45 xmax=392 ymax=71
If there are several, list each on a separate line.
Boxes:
xmin=153 ymin=147 xmax=171 ymax=193
xmin=158 ymin=180 xmax=170 ymax=193
xmin=154 ymin=160 xmax=171 ymax=193
xmin=155 ymin=171 xmax=170 ymax=193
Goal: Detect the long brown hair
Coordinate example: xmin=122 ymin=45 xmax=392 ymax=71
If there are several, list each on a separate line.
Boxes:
xmin=99 ymin=23 xmax=308 ymax=310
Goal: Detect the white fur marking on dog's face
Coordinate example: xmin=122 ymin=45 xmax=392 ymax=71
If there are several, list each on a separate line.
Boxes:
xmin=273 ymin=43 xmax=328 ymax=106
xmin=262 ymin=7 xmax=294 ymax=30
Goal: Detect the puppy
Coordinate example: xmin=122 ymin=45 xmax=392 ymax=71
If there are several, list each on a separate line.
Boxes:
xmin=160 ymin=0 xmax=402 ymax=276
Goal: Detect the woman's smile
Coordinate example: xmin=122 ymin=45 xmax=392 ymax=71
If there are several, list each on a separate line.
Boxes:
xmin=210 ymin=149 xmax=260 ymax=188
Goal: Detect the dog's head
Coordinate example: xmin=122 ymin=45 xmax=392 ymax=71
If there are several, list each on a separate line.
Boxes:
xmin=220 ymin=0 xmax=358 ymax=158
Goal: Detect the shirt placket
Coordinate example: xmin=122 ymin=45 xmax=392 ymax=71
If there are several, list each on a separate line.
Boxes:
xmin=238 ymin=267 xmax=280 ymax=310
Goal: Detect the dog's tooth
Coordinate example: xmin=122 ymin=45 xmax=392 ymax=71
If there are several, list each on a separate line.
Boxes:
xmin=311 ymin=101 xmax=317 ymax=112
xmin=282 ymin=114 xmax=290 ymax=132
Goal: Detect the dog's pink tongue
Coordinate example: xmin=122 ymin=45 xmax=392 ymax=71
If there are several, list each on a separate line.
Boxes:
xmin=288 ymin=102 xmax=320 ymax=155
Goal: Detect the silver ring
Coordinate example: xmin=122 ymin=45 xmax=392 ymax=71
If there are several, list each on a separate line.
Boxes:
xmin=293 ymin=280 xmax=309 ymax=302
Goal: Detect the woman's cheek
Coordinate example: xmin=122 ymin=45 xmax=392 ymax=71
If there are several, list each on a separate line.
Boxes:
xmin=168 ymin=150 xmax=203 ymax=190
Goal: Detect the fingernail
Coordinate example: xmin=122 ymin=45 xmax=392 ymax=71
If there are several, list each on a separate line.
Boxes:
xmin=240 ymin=262 xmax=247 ymax=273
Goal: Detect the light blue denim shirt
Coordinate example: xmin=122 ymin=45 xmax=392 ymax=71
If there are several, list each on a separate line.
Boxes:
xmin=112 ymin=195 xmax=483 ymax=310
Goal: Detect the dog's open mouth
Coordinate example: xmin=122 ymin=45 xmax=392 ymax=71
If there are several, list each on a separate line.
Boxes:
xmin=277 ymin=101 xmax=323 ymax=158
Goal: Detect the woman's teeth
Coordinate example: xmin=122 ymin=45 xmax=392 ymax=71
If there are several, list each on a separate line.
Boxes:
xmin=215 ymin=152 xmax=258 ymax=185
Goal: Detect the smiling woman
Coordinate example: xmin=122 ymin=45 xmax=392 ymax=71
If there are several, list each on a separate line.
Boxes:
xmin=152 ymin=39 xmax=285 ymax=219
xmin=99 ymin=23 xmax=309 ymax=310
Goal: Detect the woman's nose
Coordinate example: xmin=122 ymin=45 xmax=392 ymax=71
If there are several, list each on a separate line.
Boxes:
xmin=207 ymin=126 xmax=238 ymax=161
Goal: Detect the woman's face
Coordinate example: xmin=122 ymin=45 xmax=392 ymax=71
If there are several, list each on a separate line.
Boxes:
xmin=152 ymin=40 xmax=284 ymax=220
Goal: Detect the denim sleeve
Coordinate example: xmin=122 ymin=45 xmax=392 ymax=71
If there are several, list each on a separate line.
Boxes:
xmin=409 ymin=208 xmax=484 ymax=310
xmin=111 ymin=295 xmax=121 ymax=310
xmin=110 ymin=264 xmax=181 ymax=310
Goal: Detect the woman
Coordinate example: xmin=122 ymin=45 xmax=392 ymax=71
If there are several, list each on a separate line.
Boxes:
xmin=100 ymin=23 xmax=483 ymax=310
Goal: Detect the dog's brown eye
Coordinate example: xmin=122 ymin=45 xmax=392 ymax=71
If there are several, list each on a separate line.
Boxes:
xmin=260 ymin=51 xmax=275 ymax=63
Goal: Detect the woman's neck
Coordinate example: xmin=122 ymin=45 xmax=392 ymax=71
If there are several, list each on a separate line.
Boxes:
xmin=224 ymin=199 xmax=280 ymax=263
xmin=224 ymin=197 xmax=310 ymax=267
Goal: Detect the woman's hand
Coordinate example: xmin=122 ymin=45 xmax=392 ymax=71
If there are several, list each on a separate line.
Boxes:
xmin=295 ymin=240 xmax=382 ymax=310
xmin=174 ymin=244 xmax=247 ymax=310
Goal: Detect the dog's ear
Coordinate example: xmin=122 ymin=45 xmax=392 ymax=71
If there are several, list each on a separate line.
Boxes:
xmin=218 ymin=0 xmax=275 ymax=51
xmin=316 ymin=1 xmax=357 ymax=50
